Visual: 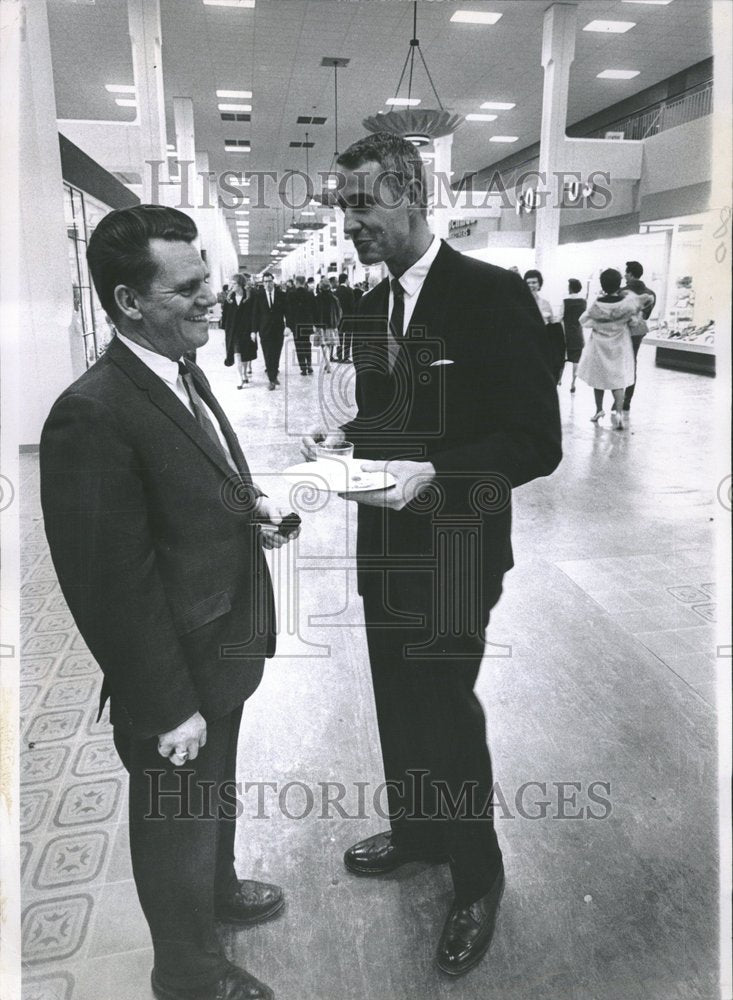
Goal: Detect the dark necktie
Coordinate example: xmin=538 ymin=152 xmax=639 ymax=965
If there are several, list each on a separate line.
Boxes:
xmin=267 ymin=289 xmax=273 ymax=309
xmin=387 ymin=277 xmax=405 ymax=373
xmin=178 ymin=361 xmax=238 ymax=473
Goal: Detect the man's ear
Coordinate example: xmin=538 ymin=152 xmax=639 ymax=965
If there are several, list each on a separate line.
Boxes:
xmin=114 ymin=285 xmax=143 ymax=322
xmin=405 ymin=177 xmax=425 ymax=210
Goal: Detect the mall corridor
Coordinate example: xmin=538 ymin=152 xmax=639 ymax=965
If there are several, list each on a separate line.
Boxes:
xmin=19 ymin=332 xmax=720 ymax=1000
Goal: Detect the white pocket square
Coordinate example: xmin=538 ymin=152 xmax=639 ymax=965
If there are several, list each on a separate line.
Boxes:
xmin=429 ymin=359 xmax=454 ymax=367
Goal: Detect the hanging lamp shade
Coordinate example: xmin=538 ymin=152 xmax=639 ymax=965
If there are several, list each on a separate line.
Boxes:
xmin=362 ymin=108 xmax=463 ymax=146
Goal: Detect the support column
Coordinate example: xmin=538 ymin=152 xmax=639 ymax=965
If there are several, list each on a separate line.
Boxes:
xmin=432 ymin=134 xmax=453 ymax=241
xmin=128 ymin=0 xmax=168 ymax=201
xmin=535 ymin=2 xmax=577 ymax=278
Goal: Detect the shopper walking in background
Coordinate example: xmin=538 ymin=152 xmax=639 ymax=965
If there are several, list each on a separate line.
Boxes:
xmin=334 ymin=272 xmax=356 ymax=363
xmin=286 ymin=275 xmax=316 ymax=375
xmin=313 ymin=277 xmax=342 ymax=373
xmin=621 ymin=260 xmax=656 ymax=413
xmin=252 ymin=271 xmax=288 ymax=391
xmin=577 ymin=268 xmax=639 ymax=430
xmin=524 ymin=269 xmax=566 ymax=385
xmin=561 ymin=278 xmax=587 ymax=393
xmin=224 ymin=273 xmax=256 ymax=388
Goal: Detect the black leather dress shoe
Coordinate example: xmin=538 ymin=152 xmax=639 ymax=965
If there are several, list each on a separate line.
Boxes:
xmin=215 ymin=879 xmax=284 ymax=925
xmin=344 ymin=831 xmax=446 ymax=875
xmin=151 ymin=962 xmax=274 ymax=1000
xmin=437 ymin=865 xmax=505 ymax=976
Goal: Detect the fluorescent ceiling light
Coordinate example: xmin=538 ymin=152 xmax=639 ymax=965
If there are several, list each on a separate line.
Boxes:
xmin=235 ymin=210 xmax=249 ymax=216
xmin=386 ymin=98 xmax=421 ymax=107
xmin=480 ymin=101 xmax=515 ymax=111
xmin=450 ymin=10 xmax=502 ymax=24
xmin=204 ymin=1 xmax=255 ymax=8
xmin=301 ymin=211 xmax=316 ymax=217
xmin=597 ymin=69 xmax=640 ymax=79
xmin=225 ymin=145 xmax=251 ymax=152
xmin=217 ymin=89 xmax=253 ymax=99
xmin=584 ymin=20 xmax=636 ymax=32
xmin=490 ymin=135 xmax=518 ymax=143
xmin=218 ymin=103 xmax=252 ymax=112
xmin=466 ymin=113 xmax=498 ymax=122
xmin=115 ymin=99 xmax=137 ymax=107
xmin=106 ymin=84 xmax=135 ymax=94
xmin=286 ymin=228 xmax=299 ymax=234
xmin=166 ymin=143 xmax=176 ymax=151
xmin=236 ymin=201 xmax=250 ymax=207
xmin=622 ymin=0 xmax=672 ymax=4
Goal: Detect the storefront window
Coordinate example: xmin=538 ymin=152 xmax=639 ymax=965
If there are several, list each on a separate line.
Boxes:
xmin=64 ymin=183 xmax=115 ymax=368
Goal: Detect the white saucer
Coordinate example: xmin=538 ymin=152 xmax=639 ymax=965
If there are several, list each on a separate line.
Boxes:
xmin=283 ymin=459 xmax=396 ymax=493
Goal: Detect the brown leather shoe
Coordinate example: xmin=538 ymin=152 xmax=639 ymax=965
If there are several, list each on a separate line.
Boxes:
xmin=344 ymin=831 xmax=447 ymax=875
xmin=151 ymin=962 xmax=274 ymax=1000
xmin=436 ymin=865 xmax=504 ymax=976
xmin=215 ymin=879 xmax=284 ymax=925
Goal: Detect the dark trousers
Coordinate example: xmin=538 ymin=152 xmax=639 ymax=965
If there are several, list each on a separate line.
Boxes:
xmin=260 ymin=330 xmax=284 ymax=383
xmin=293 ymin=331 xmax=312 ymax=373
xmin=337 ymin=326 xmax=352 ymax=361
xmin=113 ymin=705 xmax=244 ymax=989
xmin=624 ymin=334 xmax=644 ymax=408
xmin=361 ymin=574 xmax=504 ymax=905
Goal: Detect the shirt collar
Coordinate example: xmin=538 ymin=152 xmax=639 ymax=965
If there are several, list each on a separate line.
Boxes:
xmin=388 ymin=236 xmax=441 ymax=298
xmin=116 ymin=332 xmax=181 ymax=388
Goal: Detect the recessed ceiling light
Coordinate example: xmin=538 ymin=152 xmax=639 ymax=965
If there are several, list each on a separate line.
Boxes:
xmin=235 ymin=210 xmax=249 ymax=215
xmin=115 ymin=99 xmax=137 ymax=107
xmin=490 ymin=135 xmax=518 ymax=143
xmin=204 ymin=1 xmax=255 ymax=8
xmin=584 ymin=20 xmax=636 ymax=33
xmin=301 ymin=211 xmax=316 ymax=217
xmin=217 ymin=89 xmax=253 ymax=99
xmin=597 ymin=69 xmax=640 ymax=79
xmin=386 ymin=98 xmax=421 ymax=107
xmin=622 ymin=0 xmax=672 ymax=4
xmin=106 ymin=84 xmax=135 ymax=94
xmin=225 ymin=144 xmax=251 ymax=152
xmin=450 ymin=10 xmax=502 ymax=24
xmin=480 ymin=101 xmax=515 ymax=111
xmin=166 ymin=143 xmax=176 ymax=151
xmin=466 ymin=113 xmax=498 ymax=122
xmin=218 ymin=103 xmax=252 ymax=112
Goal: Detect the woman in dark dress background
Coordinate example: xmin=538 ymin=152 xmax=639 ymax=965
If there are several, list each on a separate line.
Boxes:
xmin=224 ymin=273 xmax=257 ymax=388
xmin=562 ymin=278 xmax=587 ymax=393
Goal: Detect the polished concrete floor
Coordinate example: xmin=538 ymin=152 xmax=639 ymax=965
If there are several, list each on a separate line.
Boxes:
xmin=20 ymin=332 xmax=722 ymax=1000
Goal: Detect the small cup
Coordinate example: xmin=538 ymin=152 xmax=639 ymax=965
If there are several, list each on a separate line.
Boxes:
xmin=315 ymin=440 xmax=354 ymax=461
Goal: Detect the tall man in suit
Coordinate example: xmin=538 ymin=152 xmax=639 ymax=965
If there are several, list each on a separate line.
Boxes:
xmin=252 ymin=271 xmax=288 ymax=390
xmin=334 ymin=272 xmax=356 ymax=363
xmin=621 ymin=260 xmax=656 ymax=412
xmin=303 ymin=133 xmax=562 ymax=976
xmin=40 ymin=205 xmax=297 ymax=1000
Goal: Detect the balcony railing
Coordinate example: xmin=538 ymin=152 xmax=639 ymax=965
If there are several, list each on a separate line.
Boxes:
xmin=588 ymin=81 xmax=713 ymax=141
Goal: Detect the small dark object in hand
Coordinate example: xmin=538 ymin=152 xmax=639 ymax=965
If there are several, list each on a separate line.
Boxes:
xmin=277 ymin=512 xmax=301 ymax=538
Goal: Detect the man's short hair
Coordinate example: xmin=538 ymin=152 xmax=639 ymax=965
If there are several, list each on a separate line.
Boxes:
xmin=600 ymin=268 xmax=622 ymax=294
xmin=336 ymin=131 xmax=428 ymax=211
xmin=87 ymin=204 xmax=197 ymax=322
xmin=568 ymin=278 xmax=582 ymax=294
xmin=295 ymin=275 xmax=306 ymax=286
xmin=625 ymin=260 xmax=643 ymax=279
xmin=338 ymin=273 xmax=348 ymax=284
xmin=262 ymin=271 xmax=274 ymax=280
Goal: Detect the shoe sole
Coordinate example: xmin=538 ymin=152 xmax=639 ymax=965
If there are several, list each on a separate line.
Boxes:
xmin=436 ymin=877 xmax=505 ymax=977
xmin=344 ymin=854 xmax=447 ymax=876
xmin=215 ymin=895 xmax=285 ymax=926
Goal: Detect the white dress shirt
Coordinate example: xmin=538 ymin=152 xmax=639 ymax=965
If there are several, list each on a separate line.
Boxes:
xmin=387 ymin=235 xmax=442 ymax=334
xmin=116 ymin=333 xmax=236 ymax=466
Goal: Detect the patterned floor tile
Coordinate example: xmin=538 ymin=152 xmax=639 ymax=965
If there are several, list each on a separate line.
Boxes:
xmin=20 ymin=789 xmax=53 ymax=834
xmin=21 ymin=746 xmax=70 ymax=786
xmin=21 ymin=658 xmax=56 ymax=683
xmin=23 ymin=598 xmax=49 ymax=615
xmin=72 ymin=741 xmax=123 ymax=777
xmin=691 ymin=603 xmax=716 ymax=623
xmin=33 ymin=831 xmax=109 ymax=890
xmin=42 ymin=679 xmax=96 ymax=710
xmin=22 ymin=634 xmax=68 ymax=657
xmin=667 ymin=585 xmax=710 ymax=604
xmin=57 ymin=654 xmax=98 ymax=678
xmin=20 ymin=685 xmax=43 ymax=714
xmin=21 ymin=971 xmax=74 ymax=1000
xmin=21 ymin=581 xmax=58 ymax=599
xmin=86 ymin=705 xmax=111 ymax=737
xmin=21 ymin=841 xmax=33 ymax=878
xmin=26 ymin=711 xmax=84 ymax=745
xmin=22 ymin=894 xmax=93 ymax=964
xmin=70 ymin=634 xmax=90 ymax=652
xmin=45 ymin=594 xmax=71 ymax=614
xmin=54 ymin=779 xmax=122 ymax=828
xmin=34 ymin=613 xmax=76 ymax=635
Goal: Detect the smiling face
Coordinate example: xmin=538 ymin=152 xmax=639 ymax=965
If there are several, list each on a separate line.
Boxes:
xmin=117 ymin=239 xmax=216 ymax=359
xmin=525 ymin=276 xmax=541 ymax=295
xmin=338 ymin=160 xmax=415 ymax=271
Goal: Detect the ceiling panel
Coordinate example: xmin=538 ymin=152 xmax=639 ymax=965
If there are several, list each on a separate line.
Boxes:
xmin=48 ymin=0 xmax=712 ymax=267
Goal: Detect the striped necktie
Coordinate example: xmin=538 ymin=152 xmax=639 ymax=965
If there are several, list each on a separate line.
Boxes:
xmin=178 ymin=361 xmax=238 ymax=473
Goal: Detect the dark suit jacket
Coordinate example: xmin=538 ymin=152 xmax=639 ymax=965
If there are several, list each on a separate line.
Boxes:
xmin=40 ymin=337 xmax=276 ymax=739
xmin=335 ymin=284 xmax=356 ymax=332
xmin=224 ymin=294 xmax=256 ymax=363
xmin=285 ymin=286 xmax=316 ymax=337
xmin=252 ymin=287 xmax=288 ymax=339
xmin=342 ymin=241 xmax=562 ymax=623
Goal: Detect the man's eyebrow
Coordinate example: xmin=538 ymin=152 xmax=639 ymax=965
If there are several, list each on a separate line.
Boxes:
xmin=338 ymin=194 xmax=375 ymax=209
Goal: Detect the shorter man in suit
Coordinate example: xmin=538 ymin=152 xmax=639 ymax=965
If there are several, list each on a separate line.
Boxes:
xmin=252 ymin=271 xmax=288 ymax=390
xmin=285 ymin=274 xmax=316 ymax=375
xmin=621 ymin=260 xmax=656 ymax=412
xmin=334 ymin=272 xmax=356 ymax=363
xmin=41 ymin=205 xmax=297 ymax=1000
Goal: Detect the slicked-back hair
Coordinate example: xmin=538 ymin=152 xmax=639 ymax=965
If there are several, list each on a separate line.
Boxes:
xmin=625 ymin=260 xmax=643 ymax=279
xmin=86 ymin=204 xmax=198 ymax=322
xmin=336 ymin=131 xmax=428 ymax=211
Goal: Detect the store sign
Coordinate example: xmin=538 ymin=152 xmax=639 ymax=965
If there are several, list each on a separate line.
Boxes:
xmin=515 ymin=188 xmax=541 ymax=215
xmin=564 ymin=179 xmax=597 ymax=203
xmin=448 ymin=218 xmax=477 ymax=239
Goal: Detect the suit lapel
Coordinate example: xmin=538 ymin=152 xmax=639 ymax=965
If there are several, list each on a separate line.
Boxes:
xmin=188 ymin=362 xmax=253 ymax=484
xmin=404 ymin=240 xmax=454 ymax=344
xmin=107 ymin=337 xmax=238 ymax=481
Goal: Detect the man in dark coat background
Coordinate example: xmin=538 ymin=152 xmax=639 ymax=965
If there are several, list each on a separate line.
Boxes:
xmin=334 ymin=272 xmax=356 ymax=363
xmin=303 ymin=133 xmax=561 ymax=978
xmin=251 ymin=270 xmax=288 ymax=390
xmin=40 ymin=205 xmax=298 ymax=1000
